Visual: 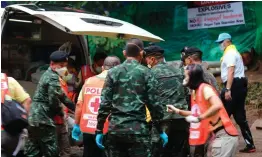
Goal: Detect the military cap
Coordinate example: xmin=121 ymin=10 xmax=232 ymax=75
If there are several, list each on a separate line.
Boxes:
xmin=180 ymin=46 xmax=202 ymax=61
xmin=144 ymin=44 xmax=164 ymax=57
xmin=50 ymin=51 xmax=68 ymax=62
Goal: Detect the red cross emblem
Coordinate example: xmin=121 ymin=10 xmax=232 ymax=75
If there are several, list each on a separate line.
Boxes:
xmin=88 ymin=96 xmax=101 ymax=114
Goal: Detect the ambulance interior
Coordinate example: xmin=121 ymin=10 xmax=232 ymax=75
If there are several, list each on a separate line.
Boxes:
xmin=1 ymin=11 xmax=86 ymax=97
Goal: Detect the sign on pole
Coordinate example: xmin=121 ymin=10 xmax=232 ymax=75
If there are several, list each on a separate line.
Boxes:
xmin=188 ymin=1 xmax=245 ymax=30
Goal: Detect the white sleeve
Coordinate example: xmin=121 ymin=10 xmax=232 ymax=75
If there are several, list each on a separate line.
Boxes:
xmin=224 ymin=52 xmax=236 ymax=67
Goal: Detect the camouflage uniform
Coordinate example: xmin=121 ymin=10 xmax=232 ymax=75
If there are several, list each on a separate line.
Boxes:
xmin=97 ymin=59 xmax=164 ymax=157
xmin=201 ymin=63 xmax=219 ymax=92
xmin=151 ymin=61 xmax=189 ymax=157
xmin=25 ymin=68 xmax=75 ymax=157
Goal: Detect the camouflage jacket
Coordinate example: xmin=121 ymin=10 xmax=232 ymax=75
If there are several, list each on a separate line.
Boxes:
xmin=28 ymin=68 xmax=75 ymax=127
xmin=97 ymin=59 xmax=164 ymax=134
xmin=201 ymin=64 xmax=219 ymax=92
xmin=151 ymin=61 xmax=188 ymax=120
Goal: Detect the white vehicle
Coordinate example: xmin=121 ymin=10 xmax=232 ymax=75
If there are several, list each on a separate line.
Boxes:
xmin=1 ymin=3 xmax=163 ymax=95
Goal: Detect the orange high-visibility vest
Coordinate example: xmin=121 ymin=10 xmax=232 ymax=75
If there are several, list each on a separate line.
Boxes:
xmin=79 ymin=74 xmax=109 ymax=134
xmin=81 ymin=65 xmax=96 ymax=82
xmin=54 ymin=77 xmax=69 ymax=124
xmin=189 ymin=83 xmax=238 ymax=146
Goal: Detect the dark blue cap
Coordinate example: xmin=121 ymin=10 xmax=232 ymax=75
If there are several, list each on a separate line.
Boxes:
xmin=144 ymin=44 xmax=164 ymax=57
xmin=50 ymin=51 xmax=68 ymax=62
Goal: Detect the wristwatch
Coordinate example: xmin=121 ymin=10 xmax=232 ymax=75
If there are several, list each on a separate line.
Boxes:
xmin=225 ymin=88 xmax=231 ymax=92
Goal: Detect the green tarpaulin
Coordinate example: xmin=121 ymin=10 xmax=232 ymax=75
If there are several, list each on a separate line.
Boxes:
xmin=88 ymin=1 xmax=262 ymax=62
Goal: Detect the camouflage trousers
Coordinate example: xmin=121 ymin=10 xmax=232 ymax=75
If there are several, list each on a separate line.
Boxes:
xmin=105 ymin=134 xmax=152 ymax=157
xmin=25 ymin=125 xmax=59 ymax=157
xmin=152 ymin=119 xmax=190 ymax=157
xmin=56 ymin=124 xmax=70 ymax=157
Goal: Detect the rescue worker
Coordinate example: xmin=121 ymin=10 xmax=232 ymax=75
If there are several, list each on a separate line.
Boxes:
xmin=167 ymin=64 xmax=239 ymax=157
xmin=78 ymin=53 xmax=108 ymax=84
xmin=181 ymin=46 xmax=219 ymax=91
xmin=215 ymin=33 xmax=256 ymax=153
xmin=72 ymin=56 xmax=121 ymax=157
xmin=25 ymin=51 xmax=75 ymax=157
xmin=95 ymin=38 xmax=168 ymax=157
xmin=1 ymin=73 xmax=31 ymax=157
xmin=143 ymin=44 xmax=189 ymax=157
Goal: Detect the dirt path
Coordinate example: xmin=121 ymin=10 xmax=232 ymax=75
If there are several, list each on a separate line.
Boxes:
xmin=236 ymin=119 xmax=262 ymax=157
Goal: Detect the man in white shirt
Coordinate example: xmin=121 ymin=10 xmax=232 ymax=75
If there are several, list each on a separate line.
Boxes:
xmin=215 ymin=33 xmax=256 ymax=153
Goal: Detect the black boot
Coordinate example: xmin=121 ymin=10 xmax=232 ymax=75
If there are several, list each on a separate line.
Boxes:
xmin=239 ymin=121 xmax=256 ymax=153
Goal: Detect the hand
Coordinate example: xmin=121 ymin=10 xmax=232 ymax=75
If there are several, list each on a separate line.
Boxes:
xmin=166 ymin=105 xmax=180 ymax=114
xmin=185 ymin=115 xmax=200 ymax=123
xmin=96 ymin=134 xmax=105 ymax=149
xmin=159 ymin=132 xmax=168 ymax=147
xmin=225 ymin=91 xmax=232 ymax=101
xmin=71 ymin=124 xmax=81 ymax=141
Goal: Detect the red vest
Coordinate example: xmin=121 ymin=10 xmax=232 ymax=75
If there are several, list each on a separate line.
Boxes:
xmin=189 ymin=83 xmax=238 ymax=146
xmin=54 ymin=77 xmax=69 ymax=124
xmin=81 ymin=65 xmax=96 ymax=82
xmin=79 ymin=74 xmax=109 ymax=134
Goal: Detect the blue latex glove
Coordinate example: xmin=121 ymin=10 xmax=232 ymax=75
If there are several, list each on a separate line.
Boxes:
xmin=71 ymin=124 xmax=81 ymax=141
xmin=160 ymin=132 xmax=168 ymax=147
xmin=96 ymin=134 xmax=105 ymax=149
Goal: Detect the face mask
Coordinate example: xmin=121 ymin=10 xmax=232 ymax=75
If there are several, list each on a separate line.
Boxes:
xmin=62 ymin=73 xmax=73 ymax=82
xmin=95 ymin=67 xmax=102 ymax=74
xmin=55 ymin=67 xmax=68 ymax=77
xmin=220 ymin=43 xmax=225 ymax=51
xmin=147 ymin=58 xmax=154 ymax=69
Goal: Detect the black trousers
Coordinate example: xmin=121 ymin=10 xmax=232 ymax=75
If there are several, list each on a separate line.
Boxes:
xmin=221 ymin=77 xmax=255 ymax=148
xmin=83 ymin=133 xmax=105 ymax=157
xmin=152 ymin=119 xmax=190 ymax=157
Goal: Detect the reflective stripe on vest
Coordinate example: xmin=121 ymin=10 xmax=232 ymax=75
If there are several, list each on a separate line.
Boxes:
xmin=81 ymin=65 xmax=95 ymax=82
xmin=189 ymin=83 xmax=238 ymax=146
xmin=54 ymin=77 xmax=69 ymax=124
xmin=80 ymin=74 xmax=109 ymax=134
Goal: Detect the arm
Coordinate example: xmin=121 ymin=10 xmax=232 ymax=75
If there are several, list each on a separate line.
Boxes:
xmin=48 ymin=76 xmax=75 ymax=112
xmin=178 ymin=110 xmax=192 ymax=117
xmin=75 ymin=88 xmax=84 ymax=125
xmin=226 ymin=66 xmax=234 ymax=89
xmin=22 ymin=98 xmax=32 ymax=113
xmin=96 ymin=74 xmax=113 ymax=133
xmin=199 ymin=95 xmax=223 ymax=120
xmin=166 ymin=105 xmax=192 ymax=117
xmin=9 ymin=77 xmax=31 ymax=113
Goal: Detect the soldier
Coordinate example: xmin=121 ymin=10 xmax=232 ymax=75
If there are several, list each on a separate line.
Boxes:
xmin=25 ymin=51 xmax=75 ymax=157
xmin=144 ymin=44 xmax=189 ymax=157
xmin=180 ymin=47 xmax=219 ymax=91
xmin=95 ymin=38 xmax=168 ymax=157
xmin=72 ymin=56 xmax=121 ymax=157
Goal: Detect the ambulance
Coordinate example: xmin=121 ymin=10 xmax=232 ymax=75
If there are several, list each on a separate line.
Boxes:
xmin=1 ymin=3 xmax=163 ymax=95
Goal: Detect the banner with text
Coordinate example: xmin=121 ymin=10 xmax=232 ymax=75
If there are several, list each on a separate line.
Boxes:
xmin=187 ymin=1 xmax=245 ymax=30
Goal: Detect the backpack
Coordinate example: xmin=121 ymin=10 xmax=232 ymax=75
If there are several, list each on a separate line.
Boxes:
xmin=1 ymin=73 xmax=28 ymax=135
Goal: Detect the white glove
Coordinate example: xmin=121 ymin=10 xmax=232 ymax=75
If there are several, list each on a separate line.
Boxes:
xmin=185 ymin=115 xmax=200 ymax=123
